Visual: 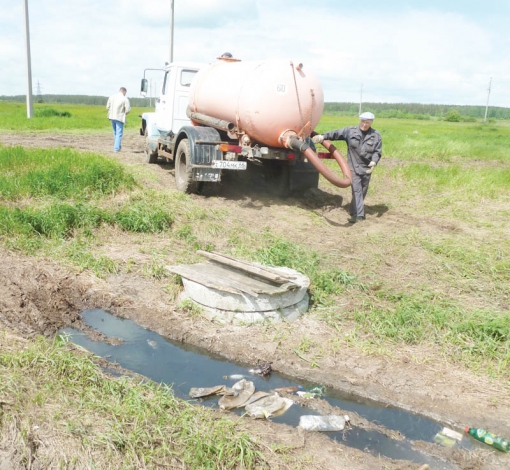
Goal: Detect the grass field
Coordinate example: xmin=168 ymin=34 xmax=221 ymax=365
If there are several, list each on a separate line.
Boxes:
xmin=0 ymin=101 xmax=145 ymax=132
xmin=1 ymin=101 xmax=509 ymax=374
xmin=0 ymin=334 xmax=265 ymax=469
xmin=1 ymin=101 xmax=509 ymax=467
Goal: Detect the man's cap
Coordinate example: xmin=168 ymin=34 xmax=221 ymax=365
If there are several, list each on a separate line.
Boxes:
xmin=359 ymin=112 xmax=375 ymax=120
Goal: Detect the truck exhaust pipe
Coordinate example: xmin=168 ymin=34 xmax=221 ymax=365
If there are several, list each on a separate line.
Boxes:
xmin=281 ymin=132 xmax=352 ymax=188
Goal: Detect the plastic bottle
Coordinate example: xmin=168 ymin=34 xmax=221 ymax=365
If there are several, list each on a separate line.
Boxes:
xmin=222 ymin=374 xmax=244 ymax=380
xmin=304 ymin=385 xmax=326 ymax=396
xmin=465 ymin=427 xmax=510 ymax=452
xmin=299 ymin=415 xmax=345 ymax=432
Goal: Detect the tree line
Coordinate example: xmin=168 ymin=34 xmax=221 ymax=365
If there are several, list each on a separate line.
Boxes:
xmin=325 ymin=102 xmax=510 ymax=120
xmin=0 ymin=94 xmax=150 ymax=107
xmin=1 ymin=94 xmax=509 ymax=120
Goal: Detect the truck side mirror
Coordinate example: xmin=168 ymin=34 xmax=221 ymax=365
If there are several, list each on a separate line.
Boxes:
xmin=140 ymin=78 xmax=148 ymax=96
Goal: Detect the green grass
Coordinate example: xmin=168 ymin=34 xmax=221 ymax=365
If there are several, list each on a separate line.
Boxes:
xmin=114 ymin=201 xmax=174 ymax=233
xmin=353 ymin=290 xmax=510 ymax=377
xmin=34 ymin=107 xmax=72 ymax=118
xmin=246 ymin=232 xmax=510 ymax=377
xmin=0 ymin=146 xmax=178 ymax=276
xmin=0 ymin=203 xmax=108 ymax=238
xmin=0 ymin=143 xmax=228 ymax=276
xmin=0 ymin=144 xmax=226 ymax=277
xmin=2 ymin=100 xmax=509 ymax=163
xmin=0 ymin=145 xmax=136 ymax=200
xmin=0 ymin=101 xmax=145 ymax=132
xmin=64 ymin=239 xmax=121 ymax=276
xmin=420 ymin=235 xmax=510 ymax=282
xmin=389 ymin=163 xmax=510 ymax=200
xmin=251 ymin=233 xmax=361 ymax=306
xmin=0 ymin=335 xmax=266 ymax=469
xmin=316 ymin=115 xmax=510 ymax=162
xmin=1 ymin=103 xmax=509 ymax=381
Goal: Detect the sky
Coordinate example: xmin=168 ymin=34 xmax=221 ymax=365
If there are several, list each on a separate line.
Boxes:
xmin=2 ymin=0 xmax=510 ymax=107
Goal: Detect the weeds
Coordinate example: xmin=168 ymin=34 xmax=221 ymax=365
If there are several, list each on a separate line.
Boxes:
xmin=177 ymin=299 xmax=203 ymax=318
xmin=390 ymin=163 xmax=510 ymax=200
xmin=114 ymin=201 xmax=174 ymax=233
xmin=174 ymin=223 xmax=214 ymax=252
xmin=141 ymin=254 xmax=171 ymax=280
xmin=253 ymin=234 xmax=360 ymax=306
xmin=162 ymin=274 xmax=182 ymax=301
xmin=6 ymin=203 xmax=107 ymax=238
xmin=0 ymin=146 xmax=136 ymax=200
xmin=0 ymin=201 xmax=174 ymax=241
xmin=34 ymin=107 xmax=71 ymax=118
xmin=353 ymin=289 xmax=510 ymax=377
xmin=64 ymin=240 xmax=120 ymax=277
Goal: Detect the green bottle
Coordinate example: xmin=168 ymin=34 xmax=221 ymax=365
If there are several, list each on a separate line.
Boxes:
xmin=465 ymin=427 xmax=510 ymax=452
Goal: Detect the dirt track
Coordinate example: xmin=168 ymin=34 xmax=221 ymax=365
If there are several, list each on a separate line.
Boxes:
xmin=1 ymin=130 xmax=509 ymax=469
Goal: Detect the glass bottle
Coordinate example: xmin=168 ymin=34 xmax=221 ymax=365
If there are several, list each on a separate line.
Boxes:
xmin=465 ymin=427 xmax=510 ymax=452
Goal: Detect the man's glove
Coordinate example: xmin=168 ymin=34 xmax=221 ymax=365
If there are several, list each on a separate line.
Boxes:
xmin=366 ymin=161 xmax=376 ymax=174
xmin=312 ymin=135 xmax=324 ymax=144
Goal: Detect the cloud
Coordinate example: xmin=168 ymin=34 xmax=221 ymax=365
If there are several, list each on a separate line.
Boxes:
xmin=120 ymin=0 xmax=259 ymax=29
xmin=1 ymin=1 xmax=508 ymax=107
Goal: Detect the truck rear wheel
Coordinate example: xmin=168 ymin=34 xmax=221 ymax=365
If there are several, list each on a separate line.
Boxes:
xmin=144 ymin=129 xmax=158 ymax=164
xmin=175 ymin=139 xmax=199 ymax=194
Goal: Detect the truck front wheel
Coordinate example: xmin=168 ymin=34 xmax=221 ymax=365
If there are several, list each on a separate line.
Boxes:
xmin=175 ymin=139 xmax=198 ymax=194
xmin=144 ymin=129 xmax=159 ymax=164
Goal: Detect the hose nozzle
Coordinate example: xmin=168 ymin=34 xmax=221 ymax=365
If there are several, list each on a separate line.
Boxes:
xmin=279 ymin=130 xmax=310 ymax=152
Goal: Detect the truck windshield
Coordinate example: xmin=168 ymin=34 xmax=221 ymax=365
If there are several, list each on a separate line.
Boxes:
xmin=181 ymin=70 xmax=197 ymax=87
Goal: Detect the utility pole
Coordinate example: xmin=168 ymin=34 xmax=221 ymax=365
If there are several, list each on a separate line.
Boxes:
xmin=169 ymin=0 xmax=175 ymax=63
xmin=484 ymin=77 xmax=492 ymax=123
xmin=23 ymin=0 xmax=34 ymax=118
xmin=359 ymin=83 xmax=363 ymax=115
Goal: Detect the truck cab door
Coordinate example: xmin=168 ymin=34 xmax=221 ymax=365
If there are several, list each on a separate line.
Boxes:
xmin=154 ymin=69 xmax=174 ymax=132
xmin=171 ymin=68 xmax=198 ymax=134
xmin=154 ymin=66 xmax=200 ymax=135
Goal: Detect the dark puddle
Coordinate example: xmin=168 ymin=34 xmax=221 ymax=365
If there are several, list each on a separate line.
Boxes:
xmin=60 ymin=309 xmax=481 ymax=469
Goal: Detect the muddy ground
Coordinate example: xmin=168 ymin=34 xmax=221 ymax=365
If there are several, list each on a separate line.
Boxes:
xmin=0 ymin=131 xmax=509 ymax=469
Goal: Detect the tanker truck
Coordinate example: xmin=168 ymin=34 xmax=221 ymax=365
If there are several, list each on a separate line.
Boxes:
xmin=139 ymin=54 xmax=351 ymax=195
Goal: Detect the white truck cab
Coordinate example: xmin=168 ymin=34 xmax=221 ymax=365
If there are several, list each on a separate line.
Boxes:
xmin=140 ymin=62 xmax=204 ymax=156
xmin=153 ymin=63 xmax=202 ymax=135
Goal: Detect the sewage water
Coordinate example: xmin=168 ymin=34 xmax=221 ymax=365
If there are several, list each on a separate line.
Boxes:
xmin=61 ymin=309 xmax=480 ymax=468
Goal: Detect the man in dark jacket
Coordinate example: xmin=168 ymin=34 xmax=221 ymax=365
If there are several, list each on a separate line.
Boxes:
xmin=312 ymin=112 xmax=382 ymax=223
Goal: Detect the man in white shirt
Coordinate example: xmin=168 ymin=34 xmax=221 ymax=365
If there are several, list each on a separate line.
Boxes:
xmin=106 ymin=87 xmax=131 ymax=152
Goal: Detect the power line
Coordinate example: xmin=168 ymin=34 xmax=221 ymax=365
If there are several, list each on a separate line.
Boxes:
xmin=484 ymin=77 xmax=492 ymax=123
xmin=36 ymin=80 xmax=43 ymax=103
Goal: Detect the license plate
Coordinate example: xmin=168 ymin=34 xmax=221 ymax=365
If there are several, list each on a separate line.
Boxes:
xmin=193 ymin=168 xmax=220 ymax=182
xmin=212 ymin=160 xmax=247 ymax=170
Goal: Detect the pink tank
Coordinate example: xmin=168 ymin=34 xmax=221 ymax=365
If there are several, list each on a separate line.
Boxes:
xmin=188 ymin=59 xmax=324 ymax=148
